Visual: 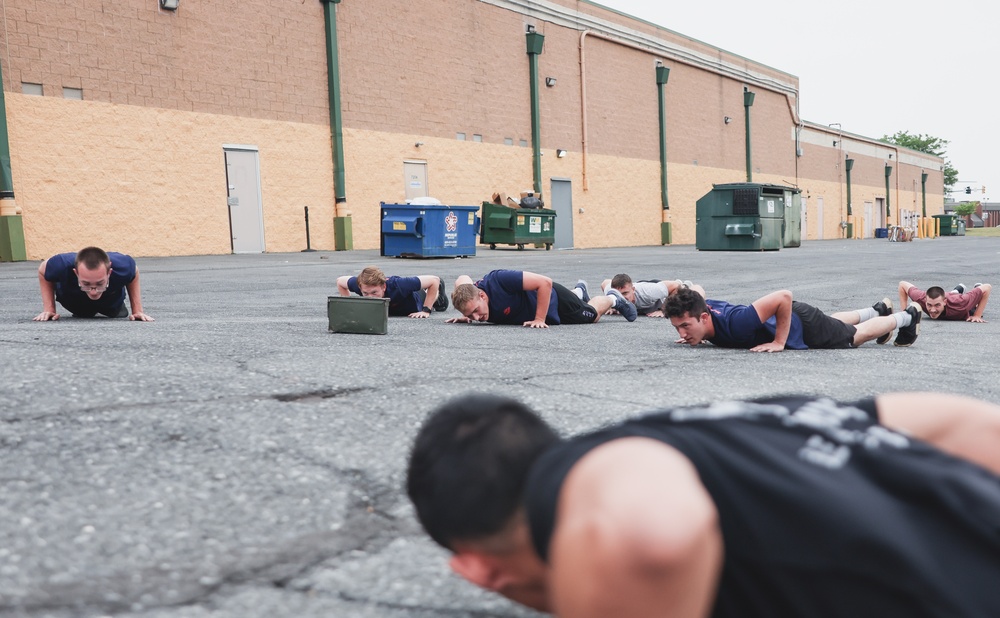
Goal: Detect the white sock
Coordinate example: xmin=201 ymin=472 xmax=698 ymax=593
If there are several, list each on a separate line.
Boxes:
xmin=572 ymin=288 xmax=583 ymax=300
xmin=893 ymin=312 xmax=912 ymax=329
xmin=856 ymin=307 xmax=878 ymax=322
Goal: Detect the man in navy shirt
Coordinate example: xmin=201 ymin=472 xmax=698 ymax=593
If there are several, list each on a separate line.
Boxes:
xmin=336 ymin=265 xmax=447 ymax=318
xmin=665 ymin=286 xmax=920 ymax=350
xmin=33 ymin=246 xmax=153 ymax=321
xmin=407 ymin=391 xmax=1000 ymax=617
xmin=446 ymin=269 xmax=636 ymax=328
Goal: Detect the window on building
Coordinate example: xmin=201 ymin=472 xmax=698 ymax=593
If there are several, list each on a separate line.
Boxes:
xmin=456 ymin=132 xmax=466 ymax=141
xmin=472 ymin=134 xmax=482 ymax=143
xmin=21 ymin=83 xmax=43 ymax=96
xmin=504 ymin=138 xmax=514 ymax=146
xmin=63 ymin=87 xmax=83 ymax=100
xmin=519 ymin=139 xmax=528 ymax=147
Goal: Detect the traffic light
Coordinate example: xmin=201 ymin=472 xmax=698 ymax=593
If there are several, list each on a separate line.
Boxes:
xmin=966 ymin=186 xmax=972 ymax=194
xmin=983 ymin=186 xmax=987 ymax=194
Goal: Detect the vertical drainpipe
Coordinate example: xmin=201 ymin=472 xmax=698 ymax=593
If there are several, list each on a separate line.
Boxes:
xmin=656 ymin=62 xmax=671 ymax=244
xmin=743 ymin=88 xmax=755 ymax=183
xmin=884 ymin=164 xmax=892 ymax=223
xmin=0 ymin=58 xmax=26 ymax=262
xmin=526 ymin=26 xmax=544 ymax=199
xmin=920 ymin=171 xmax=928 ymax=217
xmin=321 ymin=0 xmax=352 ymax=250
xmin=845 ymin=157 xmax=854 ymax=238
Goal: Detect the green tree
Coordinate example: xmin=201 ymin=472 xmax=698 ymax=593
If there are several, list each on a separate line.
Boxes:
xmin=879 ymin=131 xmax=958 ymax=190
xmin=953 ymin=201 xmax=978 ymax=217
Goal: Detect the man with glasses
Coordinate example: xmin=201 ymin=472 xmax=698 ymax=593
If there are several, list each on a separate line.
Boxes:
xmin=33 ymin=246 xmax=154 ymax=321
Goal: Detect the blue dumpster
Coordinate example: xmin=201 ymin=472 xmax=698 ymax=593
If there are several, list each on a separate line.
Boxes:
xmin=380 ymin=202 xmax=480 ymax=258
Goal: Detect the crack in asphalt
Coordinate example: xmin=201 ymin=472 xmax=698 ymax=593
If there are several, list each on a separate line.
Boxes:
xmin=0 ymin=468 xmax=402 ymax=615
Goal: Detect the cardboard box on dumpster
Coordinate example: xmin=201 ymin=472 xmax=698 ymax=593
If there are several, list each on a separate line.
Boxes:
xmin=328 ymin=296 xmax=389 ymax=334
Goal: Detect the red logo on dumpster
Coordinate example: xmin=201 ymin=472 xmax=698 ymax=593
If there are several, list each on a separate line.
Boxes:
xmin=445 ymin=211 xmax=458 ymax=232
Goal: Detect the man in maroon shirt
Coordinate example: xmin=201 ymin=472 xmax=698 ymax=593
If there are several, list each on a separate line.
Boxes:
xmin=898 ymin=281 xmax=991 ymax=322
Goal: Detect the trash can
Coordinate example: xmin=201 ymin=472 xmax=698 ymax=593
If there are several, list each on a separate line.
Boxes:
xmin=875 ymin=227 xmax=888 ymax=239
xmin=956 ymin=218 xmax=967 ymax=236
xmin=380 ymin=202 xmax=480 ymax=258
xmin=695 ymin=183 xmax=789 ymax=251
xmin=479 ymin=201 xmax=556 ymax=250
xmin=933 ymin=214 xmax=958 ymax=236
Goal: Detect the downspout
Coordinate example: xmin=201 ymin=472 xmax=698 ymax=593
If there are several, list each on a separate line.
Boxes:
xmin=0 ymin=57 xmax=25 ymax=262
xmin=526 ymin=26 xmax=544 ymax=199
xmin=656 ymin=62 xmax=670 ymax=244
xmin=845 ymin=157 xmax=854 ymax=238
xmin=884 ymin=164 xmax=892 ymax=224
xmin=921 ymin=171 xmax=928 ymax=217
xmin=320 ymin=0 xmax=352 ymax=250
xmin=743 ymin=88 xmax=755 ymax=183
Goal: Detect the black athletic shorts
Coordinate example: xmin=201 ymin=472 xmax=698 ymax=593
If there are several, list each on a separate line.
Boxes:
xmin=792 ymin=301 xmax=856 ymax=349
xmin=554 ymin=283 xmax=599 ymax=324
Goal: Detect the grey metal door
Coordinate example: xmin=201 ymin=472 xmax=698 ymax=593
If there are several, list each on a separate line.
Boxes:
xmin=404 ymin=161 xmax=428 ymax=202
xmin=224 ymin=148 xmax=265 ymax=253
xmin=549 ymin=178 xmax=574 ymax=249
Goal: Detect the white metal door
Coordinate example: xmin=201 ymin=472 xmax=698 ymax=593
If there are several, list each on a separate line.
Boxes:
xmin=801 ymin=196 xmax=808 ymax=240
xmin=404 ymin=161 xmax=428 ymax=202
xmin=864 ymin=202 xmax=873 ymax=239
xmin=550 ymin=178 xmax=574 ymax=249
xmin=816 ymin=197 xmax=824 ymax=240
xmin=224 ymin=148 xmax=265 ymax=253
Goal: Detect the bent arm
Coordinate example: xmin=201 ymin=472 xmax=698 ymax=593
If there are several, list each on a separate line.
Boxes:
xmin=521 ymin=271 xmax=553 ymax=326
xmin=126 ymin=269 xmax=153 ymax=321
xmin=550 ymin=438 xmax=722 ymax=618
xmin=969 ymin=283 xmax=991 ymax=322
xmin=898 ymin=281 xmax=915 ymax=310
xmin=336 ymin=276 xmax=353 ymax=297
xmin=877 ymin=392 xmax=1000 ymax=476
xmin=416 ymin=275 xmax=440 ymax=313
xmin=750 ymin=290 xmax=792 ymax=350
xmin=34 ymin=259 xmax=59 ymax=321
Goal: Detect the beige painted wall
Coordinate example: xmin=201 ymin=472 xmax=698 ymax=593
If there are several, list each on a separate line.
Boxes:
xmin=9 ymin=95 xmax=336 ymax=259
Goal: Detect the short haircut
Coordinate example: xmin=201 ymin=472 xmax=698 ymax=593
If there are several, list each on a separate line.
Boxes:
xmin=75 ymin=246 xmax=111 ymax=270
xmin=665 ymin=286 xmax=709 ymax=319
xmin=357 ymin=266 xmax=386 ymax=287
xmin=451 ymin=282 xmax=479 ymax=313
xmin=610 ymin=273 xmax=632 ymax=289
xmin=926 ymin=286 xmax=946 ymax=299
xmin=406 ymin=393 xmax=561 ymax=549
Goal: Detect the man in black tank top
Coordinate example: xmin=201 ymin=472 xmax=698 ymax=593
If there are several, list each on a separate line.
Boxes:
xmin=407 ymin=392 xmax=1000 ymax=617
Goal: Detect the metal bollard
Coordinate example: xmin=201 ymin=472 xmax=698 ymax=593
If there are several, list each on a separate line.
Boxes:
xmin=302 ymin=206 xmax=316 ymax=252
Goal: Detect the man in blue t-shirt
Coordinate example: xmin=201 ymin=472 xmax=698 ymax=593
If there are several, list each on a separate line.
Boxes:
xmin=336 ymin=265 xmax=448 ymax=317
xmin=665 ymin=286 xmax=921 ymax=350
xmin=445 ymin=269 xmax=636 ymax=327
xmin=33 ymin=246 xmax=153 ymax=321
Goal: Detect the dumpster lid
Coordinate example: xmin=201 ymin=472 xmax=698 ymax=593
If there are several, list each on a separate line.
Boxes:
xmin=711 ymin=182 xmax=800 ymax=194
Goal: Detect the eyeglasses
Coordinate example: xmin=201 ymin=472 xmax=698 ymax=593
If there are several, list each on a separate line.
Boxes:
xmin=79 ymin=281 xmax=109 ymax=292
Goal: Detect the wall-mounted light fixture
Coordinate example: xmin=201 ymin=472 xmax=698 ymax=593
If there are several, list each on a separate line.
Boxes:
xmin=545 ymin=77 xmax=557 ymax=87
xmin=888 ymin=153 xmax=893 ymax=159
xmin=414 ymin=142 xmax=424 ymax=148
xmin=159 ymin=0 xmax=179 ymax=10
xmin=526 ymin=24 xmax=535 ymax=33
xmin=832 ymin=140 xmax=838 ymax=147
xmin=556 ymin=149 xmax=567 ymax=158
xmin=724 ymin=116 xmax=732 ymax=124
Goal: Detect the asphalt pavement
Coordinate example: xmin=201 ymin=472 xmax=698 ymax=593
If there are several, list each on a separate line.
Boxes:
xmin=1 ymin=236 xmax=998 ymax=618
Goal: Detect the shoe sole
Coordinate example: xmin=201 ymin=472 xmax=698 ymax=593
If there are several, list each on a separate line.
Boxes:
xmin=875 ymin=298 xmax=893 ymax=344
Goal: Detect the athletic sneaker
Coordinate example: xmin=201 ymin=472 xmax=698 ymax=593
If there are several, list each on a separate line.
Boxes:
xmin=606 ymin=288 xmax=637 ymax=322
xmin=873 ymin=297 xmax=893 ymax=344
xmin=574 ymin=279 xmax=590 ymax=303
xmin=975 ymin=282 xmax=983 ymax=289
xmin=433 ymin=276 xmax=449 ymax=311
xmin=953 ymin=283 xmax=967 ymax=294
xmin=893 ymin=306 xmax=921 ymax=347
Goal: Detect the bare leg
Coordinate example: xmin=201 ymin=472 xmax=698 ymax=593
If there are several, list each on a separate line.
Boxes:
xmin=587 ymin=295 xmax=615 ymax=322
xmin=831 ymin=310 xmax=861 ymax=325
xmin=851 ymin=315 xmax=896 ymax=346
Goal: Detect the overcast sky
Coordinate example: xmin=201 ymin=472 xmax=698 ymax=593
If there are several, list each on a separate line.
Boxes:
xmin=597 ymin=0 xmax=998 ymax=202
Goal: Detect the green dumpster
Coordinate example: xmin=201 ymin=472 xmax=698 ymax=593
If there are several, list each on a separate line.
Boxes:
xmin=480 ymin=201 xmax=556 ymax=250
xmin=933 ymin=214 xmax=958 ymax=236
xmin=696 ymin=183 xmax=792 ymax=251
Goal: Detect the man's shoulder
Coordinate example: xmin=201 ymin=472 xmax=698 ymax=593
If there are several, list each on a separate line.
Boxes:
xmin=43 ymin=253 xmax=77 ymax=278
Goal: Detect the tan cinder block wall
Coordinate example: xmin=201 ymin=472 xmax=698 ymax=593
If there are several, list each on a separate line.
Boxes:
xmin=10 ymin=95 xmax=336 ymax=259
